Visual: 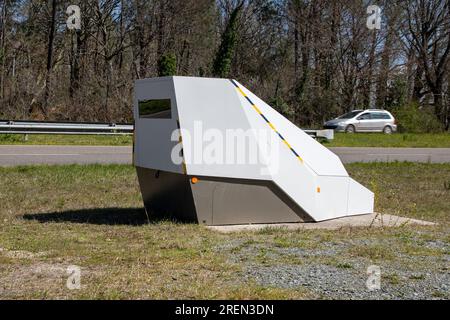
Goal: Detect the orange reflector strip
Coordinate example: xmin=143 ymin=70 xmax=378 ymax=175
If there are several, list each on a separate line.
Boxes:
xmin=317 ymin=187 xmax=321 ymax=193
xmin=191 ymin=177 xmax=199 ymax=184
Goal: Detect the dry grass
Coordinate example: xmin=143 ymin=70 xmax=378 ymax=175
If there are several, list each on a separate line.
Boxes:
xmin=0 ymin=163 xmax=448 ymax=299
xmin=347 ymin=162 xmax=450 ymax=223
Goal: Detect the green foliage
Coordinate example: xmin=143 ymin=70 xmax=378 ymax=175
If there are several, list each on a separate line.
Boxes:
xmin=212 ymin=3 xmax=243 ymax=78
xmin=385 ymin=77 xmax=408 ymax=109
xmin=393 ymin=102 xmax=443 ymax=133
xmin=157 ymin=53 xmax=177 ymax=77
xmin=269 ymin=95 xmax=293 ymax=119
xmin=0 ymin=134 xmax=23 ymax=144
xmin=384 ymin=78 xmax=443 ymax=133
xmin=0 ymin=134 xmax=132 ymax=146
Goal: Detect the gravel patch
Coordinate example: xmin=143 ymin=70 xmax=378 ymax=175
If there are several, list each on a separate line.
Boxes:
xmin=217 ymin=235 xmax=450 ymax=300
xmin=244 ymin=263 xmax=449 ymax=300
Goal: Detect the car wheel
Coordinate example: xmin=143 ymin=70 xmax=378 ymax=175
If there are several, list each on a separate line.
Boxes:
xmin=383 ymin=126 xmax=393 ymax=134
xmin=345 ymin=125 xmax=355 ymax=133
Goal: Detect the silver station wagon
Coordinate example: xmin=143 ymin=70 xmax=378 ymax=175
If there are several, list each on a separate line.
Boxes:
xmin=324 ymin=109 xmax=397 ymax=134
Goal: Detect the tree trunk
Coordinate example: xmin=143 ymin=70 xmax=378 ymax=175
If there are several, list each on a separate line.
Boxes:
xmin=135 ymin=0 xmax=146 ymax=78
xmin=446 ymin=77 xmax=450 ymax=131
xmin=377 ymin=30 xmax=393 ymax=109
xmin=69 ymin=31 xmax=81 ymax=98
xmin=156 ymin=0 xmax=166 ymax=67
xmin=294 ymin=21 xmax=299 ymax=84
xmin=0 ymin=0 xmax=8 ymax=102
xmin=118 ymin=0 xmax=125 ymax=70
xmin=367 ymin=31 xmax=378 ymax=109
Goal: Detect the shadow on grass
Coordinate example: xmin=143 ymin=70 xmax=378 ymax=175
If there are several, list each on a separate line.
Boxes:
xmin=22 ymin=207 xmax=182 ymax=226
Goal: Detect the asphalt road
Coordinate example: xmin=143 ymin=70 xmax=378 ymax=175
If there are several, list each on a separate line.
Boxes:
xmin=0 ymin=145 xmax=449 ymax=166
xmin=0 ymin=145 xmax=131 ymax=166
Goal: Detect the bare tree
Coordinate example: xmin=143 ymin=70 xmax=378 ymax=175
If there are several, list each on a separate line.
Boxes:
xmin=0 ymin=0 xmax=448 ymax=130
xmin=401 ymin=0 xmax=450 ymax=128
xmin=43 ymin=0 xmax=58 ymax=114
xmin=0 ymin=0 xmax=8 ymax=101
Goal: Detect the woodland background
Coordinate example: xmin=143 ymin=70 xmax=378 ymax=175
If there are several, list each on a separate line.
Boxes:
xmin=0 ymin=0 xmax=449 ymax=131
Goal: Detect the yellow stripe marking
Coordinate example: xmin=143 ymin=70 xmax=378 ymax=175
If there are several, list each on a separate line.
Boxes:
xmin=234 ymin=81 xmax=304 ymax=166
xmin=252 ymin=105 xmax=262 ymax=114
xmin=237 ymin=87 xmax=247 ymax=97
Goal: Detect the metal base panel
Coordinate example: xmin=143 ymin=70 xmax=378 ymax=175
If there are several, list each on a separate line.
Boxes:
xmin=136 ymin=167 xmax=312 ymax=225
xmin=136 ymin=167 xmax=197 ymax=222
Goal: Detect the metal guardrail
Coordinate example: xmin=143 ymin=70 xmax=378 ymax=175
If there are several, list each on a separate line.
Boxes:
xmin=0 ymin=120 xmax=334 ymax=140
xmin=0 ymin=120 xmax=133 ymax=135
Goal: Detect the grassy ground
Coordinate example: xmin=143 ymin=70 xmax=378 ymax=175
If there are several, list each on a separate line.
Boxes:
xmin=1 ymin=132 xmax=449 ymax=148
xmin=0 ymin=134 xmax=132 ymax=146
xmin=0 ymin=163 xmax=448 ymax=299
xmin=325 ymin=133 xmax=450 ymax=148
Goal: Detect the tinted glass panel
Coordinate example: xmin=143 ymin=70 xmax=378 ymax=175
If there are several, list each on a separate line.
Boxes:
xmin=372 ymin=113 xmax=391 ymax=119
xmin=139 ymin=99 xmax=171 ymax=119
xmin=371 ymin=113 xmax=382 ymax=119
xmin=338 ymin=111 xmax=362 ymax=119
xmin=357 ymin=113 xmax=371 ymax=120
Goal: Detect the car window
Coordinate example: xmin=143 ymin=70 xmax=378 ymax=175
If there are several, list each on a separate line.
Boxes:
xmin=357 ymin=113 xmax=371 ymax=120
xmin=372 ymin=113 xmax=382 ymax=119
xmin=372 ymin=112 xmax=391 ymax=120
xmin=338 ymin=111 xmax=362 ymax=119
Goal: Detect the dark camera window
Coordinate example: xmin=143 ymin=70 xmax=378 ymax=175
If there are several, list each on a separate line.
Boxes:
xmin=138 ymin=99 xmax=171 ymax=119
